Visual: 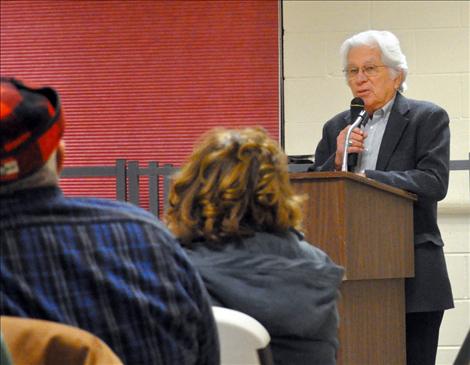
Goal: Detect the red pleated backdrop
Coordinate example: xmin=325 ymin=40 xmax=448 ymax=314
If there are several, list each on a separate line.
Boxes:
xmin=1 ymin=0 xmax=279 ymax=208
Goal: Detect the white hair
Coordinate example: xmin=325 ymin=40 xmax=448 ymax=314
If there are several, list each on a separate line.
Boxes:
xmin=0 ymin=151 xmax=59 ymax=195
xmin=340 ymin=30 xmax=408 ymax=92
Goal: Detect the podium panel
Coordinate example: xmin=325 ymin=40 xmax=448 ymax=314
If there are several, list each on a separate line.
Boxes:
xmin=290 ymin=172 xmax=416 ymax=365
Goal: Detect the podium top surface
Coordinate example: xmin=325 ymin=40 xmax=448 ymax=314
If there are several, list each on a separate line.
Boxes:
xmin=290 ymin=171 xmax=417 ymax=202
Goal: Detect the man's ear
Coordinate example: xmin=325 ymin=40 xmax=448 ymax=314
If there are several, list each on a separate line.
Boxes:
xmin=394 ymin=70 xmax=404 ymax=91
xmin=56 ymin=140 xmax=65 ymax=174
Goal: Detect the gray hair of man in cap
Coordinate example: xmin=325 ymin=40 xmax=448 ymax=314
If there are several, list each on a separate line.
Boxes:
xmin=0 ymin=150 xmax=63 ymax=195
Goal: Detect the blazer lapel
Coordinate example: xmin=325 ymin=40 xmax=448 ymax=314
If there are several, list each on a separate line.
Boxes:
xmin=375 ymin=93 xmax=410 ymax=170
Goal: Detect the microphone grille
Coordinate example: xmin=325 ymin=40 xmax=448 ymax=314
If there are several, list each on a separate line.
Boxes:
xmin=350 ymin=97 xmax=365 ymax=109
xmin=350 ymin=97 xmax=365 ymax=124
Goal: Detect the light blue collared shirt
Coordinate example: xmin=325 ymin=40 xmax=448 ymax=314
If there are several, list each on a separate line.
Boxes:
xmin=355 ymin=95 xmax=396 ymax=173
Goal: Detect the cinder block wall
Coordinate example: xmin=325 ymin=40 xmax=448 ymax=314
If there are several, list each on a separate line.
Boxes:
xmin=282 ymin=1 xmax=469 ymax=363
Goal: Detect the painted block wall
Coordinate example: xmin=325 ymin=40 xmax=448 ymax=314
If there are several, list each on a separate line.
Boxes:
xmin=282 ymin=1 xmax=470 ymax=363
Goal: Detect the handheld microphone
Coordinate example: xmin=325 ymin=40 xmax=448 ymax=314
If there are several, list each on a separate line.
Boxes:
xmin=347 ymin=97 xmax=367 ymax=171
xmin=341 ymin=98 xmax=368 ymax=172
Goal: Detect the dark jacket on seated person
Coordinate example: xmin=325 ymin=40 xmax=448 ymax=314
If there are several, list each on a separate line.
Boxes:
xmin=186 ymin=229 xmax=344 ymax=365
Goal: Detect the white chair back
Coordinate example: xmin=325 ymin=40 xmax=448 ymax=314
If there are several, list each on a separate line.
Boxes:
xmin=212 ymin=306 xmax=274 ymax=365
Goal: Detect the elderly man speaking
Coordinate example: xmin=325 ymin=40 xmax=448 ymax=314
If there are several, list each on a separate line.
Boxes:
xmin=311 ymin=30 xmax=453 ymax=365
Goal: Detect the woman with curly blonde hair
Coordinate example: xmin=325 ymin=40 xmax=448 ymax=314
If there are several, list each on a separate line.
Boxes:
xmin=166 ymin=127 xmax=343 ymax=365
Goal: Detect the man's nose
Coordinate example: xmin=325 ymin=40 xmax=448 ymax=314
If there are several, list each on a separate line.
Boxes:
xmin=355 ymin=69 xmax=368 ymax=82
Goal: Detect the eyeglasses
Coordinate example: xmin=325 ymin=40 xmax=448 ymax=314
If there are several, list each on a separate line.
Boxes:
xmin=343 ymin=64 xmax=389 ymax=79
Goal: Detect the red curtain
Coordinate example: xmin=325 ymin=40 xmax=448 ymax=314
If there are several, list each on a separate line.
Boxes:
xmin=1 ymin=0 xmax=279 ymax=203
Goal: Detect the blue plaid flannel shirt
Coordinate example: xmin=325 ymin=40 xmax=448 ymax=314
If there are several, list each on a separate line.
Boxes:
xmin=0 ymin=187 xmax=219 ymax=365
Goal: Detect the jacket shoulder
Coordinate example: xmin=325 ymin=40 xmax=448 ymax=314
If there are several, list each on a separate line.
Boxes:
xmin=397 ymin=95 xmax=448 ymax=116
xmin=325 ymin=110 xmax=349 ymax=127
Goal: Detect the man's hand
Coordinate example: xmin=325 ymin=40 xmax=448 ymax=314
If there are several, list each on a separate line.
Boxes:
xmin=334 ymin=125 xmax=367 ymax=170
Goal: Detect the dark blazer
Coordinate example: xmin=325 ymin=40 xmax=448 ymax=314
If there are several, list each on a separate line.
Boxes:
xmin=312 ymin=92 xmax=454 ymax=312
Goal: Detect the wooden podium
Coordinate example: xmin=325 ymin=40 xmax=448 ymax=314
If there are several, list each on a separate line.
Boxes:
xmin=290 ymin=172 xmax=416 ymax=365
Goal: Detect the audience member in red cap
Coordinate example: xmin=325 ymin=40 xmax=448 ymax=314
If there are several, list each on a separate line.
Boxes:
xmin=0 ymin=77 xmax=220 ymax=365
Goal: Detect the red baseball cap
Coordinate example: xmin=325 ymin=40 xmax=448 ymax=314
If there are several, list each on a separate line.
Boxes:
xmin=0 ymin=77 xmax=65 ymax=184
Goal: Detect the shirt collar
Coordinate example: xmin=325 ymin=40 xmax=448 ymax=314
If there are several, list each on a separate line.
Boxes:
xmin=371 ymin=94 xmax=396 ymax=119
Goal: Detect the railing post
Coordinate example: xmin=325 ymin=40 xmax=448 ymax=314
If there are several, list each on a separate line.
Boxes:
xmin=147 ymin=161 xmax=159 ymax=216
xmin=127 ymin=161 xmax=140 ymax=206
xmin=161 ymin=163 xmax=175 ymax=214
xmin=116 ymin=159 xmax=127 ymax=201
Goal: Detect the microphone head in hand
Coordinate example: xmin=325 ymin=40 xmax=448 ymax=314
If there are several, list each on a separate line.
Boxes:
xmin=350 ymin=97 xmax=365 ymax=121
xmin=347 ymin=97 xmax=365 ymax=171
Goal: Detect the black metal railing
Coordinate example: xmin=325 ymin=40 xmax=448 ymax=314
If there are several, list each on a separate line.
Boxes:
xmin=61 ymin=154 xmax=470 ymax=216
xmin=61 ymin=160 xmax=177 ymax=216
xmin=127 ymin=161 xmax=175 ymax=216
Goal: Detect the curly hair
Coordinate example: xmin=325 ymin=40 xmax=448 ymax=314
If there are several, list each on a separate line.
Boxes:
xmin=165 ymin=127 xmax=304 ymax=245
